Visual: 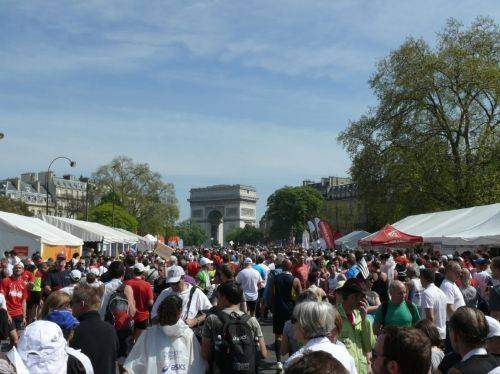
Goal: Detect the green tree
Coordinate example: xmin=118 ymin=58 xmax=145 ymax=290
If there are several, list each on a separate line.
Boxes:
xmin=265 ymin=186 xmax=323 ymax=240
xmin=0 ymin=196 xmax=33 ymax=216
xmin=176 ymin=219 xmax=208 ymax=246
xmin=88 ymin=202 xmax=138 ymax=232
xmin=338 ymin=17 xmax=500 ymax=230
xmin=92 ymin=156 xmax=179 ymax=235
xmin=226 ymin=224 xmax=263 ymax=245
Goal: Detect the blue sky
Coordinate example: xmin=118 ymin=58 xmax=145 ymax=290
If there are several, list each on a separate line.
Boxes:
xmin=0 ymin=1 xmax=497 ymax=221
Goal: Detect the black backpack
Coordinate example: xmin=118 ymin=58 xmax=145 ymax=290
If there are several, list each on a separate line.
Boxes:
xmin=212 ymin=310 xmax=257 ymax=374
xmin=104 ymin=284 xmax=134 ymax=332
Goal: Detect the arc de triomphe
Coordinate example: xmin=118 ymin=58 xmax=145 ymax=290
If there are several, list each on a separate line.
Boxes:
xmin=188 ymin=185 xmax=258 ymax=245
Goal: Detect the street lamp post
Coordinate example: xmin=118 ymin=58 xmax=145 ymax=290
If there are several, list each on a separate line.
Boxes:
xmin=46 ymin=156 xmax=76 ymax=215
xmin=79 ymin=177 xmax=92 ymax=221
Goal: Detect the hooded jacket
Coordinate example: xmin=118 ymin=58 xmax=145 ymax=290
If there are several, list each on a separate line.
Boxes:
xmin=123 ymin=319 xmax=207 ymax=374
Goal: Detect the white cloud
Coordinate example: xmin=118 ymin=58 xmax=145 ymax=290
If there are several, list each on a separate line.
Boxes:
xmin=3 ymin=1 xmax=495 ymax=78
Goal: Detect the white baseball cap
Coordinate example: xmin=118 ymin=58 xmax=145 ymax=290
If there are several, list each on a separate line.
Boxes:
xmin=165 ymin=265 xmax=185 ymax=283
xmin=200 ymin=257 xmax=213 ymax=266
xmin=486 ymin=315 xmax=500 ymax=339
xmin=133 ymin=263 xmax=145 ymax=273
xmin=89 ymin=268 xmax=100 ymax=276
xmin=70 ymin=270 xmax=82 ymax=281
xmin=244 ymin=257 xmax=253 ymax=265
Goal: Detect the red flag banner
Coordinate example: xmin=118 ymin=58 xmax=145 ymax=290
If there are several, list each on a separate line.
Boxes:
xmin=318 ymin=220 xmax=335 ymax=249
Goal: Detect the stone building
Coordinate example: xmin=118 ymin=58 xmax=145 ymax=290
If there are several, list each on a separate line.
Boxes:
xmin=189 ymin=185 xmax=258 ymax=245
xmin=0 ymin=172 xmax=87 ymax=218
xmin=303 ymin=176 xmax=367 ymax=233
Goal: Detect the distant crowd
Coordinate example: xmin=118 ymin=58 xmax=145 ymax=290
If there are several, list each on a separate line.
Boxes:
xmin=0 ymin=244 xmax=498 ymax=374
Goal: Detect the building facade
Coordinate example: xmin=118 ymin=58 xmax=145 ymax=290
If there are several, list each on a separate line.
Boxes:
xmin=303 ymin=176 xmax=367 ymax=233
xmin=0 ymin=172 xmax=87 ymax=218
xmin=189 ymin=185 xmax=258 ymax=245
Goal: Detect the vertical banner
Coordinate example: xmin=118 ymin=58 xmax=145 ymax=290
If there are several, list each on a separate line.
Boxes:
xmin=318 ymin=220 xmax=335 ymax=249
xmin=302 ymin=230 xmax=310 ymax=250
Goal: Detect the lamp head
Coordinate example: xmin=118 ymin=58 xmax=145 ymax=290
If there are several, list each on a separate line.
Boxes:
xmin=0 ymin=133 xmax=4 ymax=139
xmin=70 ymin=161 xmax=76 ymax=167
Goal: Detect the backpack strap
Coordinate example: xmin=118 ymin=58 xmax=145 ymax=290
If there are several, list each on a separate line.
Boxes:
xmin=184 ymin=285 xmax=198 ymax=321
xmin=405 ymin=300 xmax=418 ymax=324
xmin=145 ymin=269 xmax=156 ymax=282
xmin=381 ymin=301 xmax=389 ymax=326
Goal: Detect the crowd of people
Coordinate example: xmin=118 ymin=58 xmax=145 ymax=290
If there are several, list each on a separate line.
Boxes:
xmin=0 ymin=244 xmax=498 ymax=374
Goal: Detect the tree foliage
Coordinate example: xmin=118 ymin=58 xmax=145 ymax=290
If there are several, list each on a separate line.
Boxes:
xmin=226 ymin=225 xmax=263 ymax=245
xmin=92 ymin=156 xmax=179 ymax=235
xmin=0 ymin=196 xmax=33 ymax=216
xmin=175 ymin=219 xmax=208 ymax=246
xmin=88 ymin=202 xmax=138 ymax=232
xmin=265 ymin=186 xmax=323 ymax=240
xmin=338 ymin=17 xmax=500 ymax=230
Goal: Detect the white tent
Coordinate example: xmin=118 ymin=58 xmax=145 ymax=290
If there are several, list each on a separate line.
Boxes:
xmin=114 ymin=228 xmax=153 ymax=251
xmin=0 ymin=211 xmax=83 ymax=260
xmin=335 ymin=230 xmax=371 ymax=250
xmin=144 ymin=234 xmax=158 ymax=243
xmin=392 ymin=203 xmax=500 ymax=246
xmin=41 ymin=215 xmax=138 ymax=255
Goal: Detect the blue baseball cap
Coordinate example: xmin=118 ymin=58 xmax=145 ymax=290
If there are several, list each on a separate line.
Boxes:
xmin=46 ymin=310 xmax=79 ymax=331
xmin=474 ymin=258 xmax=489 ymax=265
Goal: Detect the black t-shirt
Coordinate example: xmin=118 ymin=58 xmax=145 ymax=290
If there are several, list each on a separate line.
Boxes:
xmin=43 ymin=269 xmax=71 ymax=291
xmin=372 ymin=273 xmax=389 ymax=303
xmin=72 ymin=311 xmax=119 ymax=374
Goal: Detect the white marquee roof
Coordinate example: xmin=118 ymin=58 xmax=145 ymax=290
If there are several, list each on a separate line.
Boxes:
xmin=0 ymin=211 xmax=83 ymax=246
xmin=392 ymin=203 xmax=500 ymax=246
xmin=42 ymin=215 xmax=137 ymax=244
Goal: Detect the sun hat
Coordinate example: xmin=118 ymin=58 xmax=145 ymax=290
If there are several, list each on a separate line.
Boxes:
xmin=17 ymin=320 xmax=67 ymax=374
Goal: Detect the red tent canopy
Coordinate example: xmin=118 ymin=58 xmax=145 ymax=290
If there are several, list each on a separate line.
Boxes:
xmin=359 ymin=224 xmax=423 ymax=246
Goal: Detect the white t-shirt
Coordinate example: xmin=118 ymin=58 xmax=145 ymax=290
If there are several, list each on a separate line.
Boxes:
xmin=123 ymin=320 xmax=207 ymax=374
xmin=440 ymin=279 xmax=465 ymax=319
xmin=473 ymin=270 xmax=492 ymax=298
xmin=410 ymin=278 xmax=423 ymax=308
xmin=151 ymin=284 xmax=212 ymax=320
xmin=421 ymin=283 xmax=447 ymax=339
xmin=0 ymin=293 xmax=6 ymax=310
xmin=284 ymin=337 xmax=357 ymax=374
xmin=236 ymin=267 xmax=262 ymax=301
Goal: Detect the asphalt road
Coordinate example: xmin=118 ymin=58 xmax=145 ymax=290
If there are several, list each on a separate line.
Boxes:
xmin=258 ymin=316 xmax=282 ymax=373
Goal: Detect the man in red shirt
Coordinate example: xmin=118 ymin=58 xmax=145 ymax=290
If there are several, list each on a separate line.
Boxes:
xmin=187 ymin=254 xmax=200 ymax=277
xmin=293 ymin=255 xmax=310 ymax=289
xmin=1 ymin=262 xmax=28 ymax=335
xmin=124 ymin=263 xmax=154 ymax=342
